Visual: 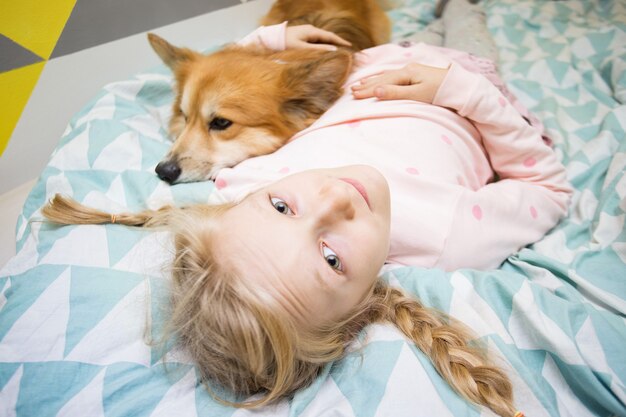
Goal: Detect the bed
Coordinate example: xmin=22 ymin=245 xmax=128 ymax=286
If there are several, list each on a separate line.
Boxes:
xmin=1 ymin=0 xmax=625 ymax=415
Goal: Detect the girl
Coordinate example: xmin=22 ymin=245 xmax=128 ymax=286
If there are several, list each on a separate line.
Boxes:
xmin=42 ymin=1 xmax=571 ymax=416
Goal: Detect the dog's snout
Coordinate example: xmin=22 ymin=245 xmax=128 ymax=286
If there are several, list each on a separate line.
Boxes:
xmin=155 ymin=161 xmax=181 ymax=183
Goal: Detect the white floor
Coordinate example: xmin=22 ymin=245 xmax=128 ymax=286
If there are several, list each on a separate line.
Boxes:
xmin=0 ymin=0 xmax=273 ymax=268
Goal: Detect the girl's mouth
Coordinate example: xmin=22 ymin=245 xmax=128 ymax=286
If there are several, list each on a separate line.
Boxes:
xmin=339 ymin=177 xmax=370 ymax=208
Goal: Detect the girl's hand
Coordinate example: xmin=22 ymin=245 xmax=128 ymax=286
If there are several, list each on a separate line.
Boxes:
xmin=351 ymin=62 xmax=450 ymax=104
xmin=285 ymin=24 xmax=352 ymax=51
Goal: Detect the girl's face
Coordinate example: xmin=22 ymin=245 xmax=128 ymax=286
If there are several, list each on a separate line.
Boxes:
xmin=215 ymin=165 xmax=391 ymax=324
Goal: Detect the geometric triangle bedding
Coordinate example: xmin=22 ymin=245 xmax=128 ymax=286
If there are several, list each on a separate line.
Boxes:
xmin=1 ymin=0 xmax=625 ymax=416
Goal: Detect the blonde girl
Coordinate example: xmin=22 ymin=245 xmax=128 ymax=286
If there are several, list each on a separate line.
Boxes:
xmin=42 ymin=1 xmax=570 ymax=416
xmin=42 ymin=182 xmax=520 ymax=417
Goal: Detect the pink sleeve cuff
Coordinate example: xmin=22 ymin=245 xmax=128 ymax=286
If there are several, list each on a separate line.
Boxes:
xmin=432 ymin=62 xmax=481 ymax=114
xmin=237 ymin=21 xmax=287 ymax=51
xmin=257 ymin=21 xmax=287 ymax=51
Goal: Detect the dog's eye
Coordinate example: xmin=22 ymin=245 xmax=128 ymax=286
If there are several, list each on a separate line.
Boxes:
xmin=209 ymin=117 xmax=232 ymax=131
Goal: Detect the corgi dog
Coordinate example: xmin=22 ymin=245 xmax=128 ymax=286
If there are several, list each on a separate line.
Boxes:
xmin=149 ymin=0 xmax=390 ymax=183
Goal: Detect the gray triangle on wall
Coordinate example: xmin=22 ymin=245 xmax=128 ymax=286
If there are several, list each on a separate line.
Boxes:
xmin=0 ymin=34 xmax=44 ymax=73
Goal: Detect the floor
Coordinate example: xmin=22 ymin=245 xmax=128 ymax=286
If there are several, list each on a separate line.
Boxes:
xmin=0 ymin=0 xmax=274 ymax=267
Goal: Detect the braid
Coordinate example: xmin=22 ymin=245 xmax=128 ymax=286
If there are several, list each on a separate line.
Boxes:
xmin=42 ymin=194 xmax=177 ymax=227
xmin=369 ymin=282 xmax=517 ymax=417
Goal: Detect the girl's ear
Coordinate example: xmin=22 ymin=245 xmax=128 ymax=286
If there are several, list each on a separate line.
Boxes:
xmin=280 ymin=49 xmax=353 ymax=124
xmin=147 ymin=33 xmax=197 ymax=70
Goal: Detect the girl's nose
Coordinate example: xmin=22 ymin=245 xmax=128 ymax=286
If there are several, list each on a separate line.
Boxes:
xmin=313 ymin=180 xmax=355 ymax=226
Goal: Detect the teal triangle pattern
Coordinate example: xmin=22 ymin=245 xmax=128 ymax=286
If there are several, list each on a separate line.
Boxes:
xmin=574 ymin=125 xmax=601 ymax=143
xmin=587 ymin=30 xmax=616 ymax=55
xmin=551 ymin=86 xmax=580 ymax=104
xmin=546 ymin=59 xmax=571 ymax=85
xmin=0 ymin=266 xmax=67 ymax=341
xmin=136 ymin=81 xmax=174 ymax=107
xmin=509 ymin=61 xmax=534 ymax=76
xmin=64 ymin=267 xmax=145 ymax=356
xmin=114 ymin=96 xmax=154 ymax=121
xmin=170 ymin=180 xmax=215 ymax=207
xmin=103 ymin=363 xmax=191 ymax=417
xmin=557 ymin=3 xmax=574 ymax=19
xmin=138 ymin=134 xmax=169 ymax=171
xmin=35 ymin=222 xmax=77 ymax=264
xmin=550 ymin=354 xmax=623 ymax=417
xmin=452 ymin=269 xmax=524 ymax=326
xmin=87 ymin=120 xmax=131 ymax=167
xmin=552 ymin=20 xmax=569 ymax=36
xmin=2 ymin=1 xmax=626 ymax=417
xmin=289 ymin=364 xmax=335 ymax=416
xmin=106 ymin=226 xmax=152 ymax=267
xmin=63 ymin=170 xmax=120 ymax=200
xmin=588 ymin=309 xmax=626 ymax=381
xmin=410 ymin=344 xmax=483 ymax=417
xmin=120 ymin=171 xmax=164 ymax=207
xmin=56 ymin=120 xmax=89 ymax=151
xmin=575 ymin=247 xmax=626 ymax=297
xmin=527 ymin=281 xmax=591 ymax=340
xmin=67 ymin=91 xmax=109 ymax=130
xmin=332 ymin=341 xmax=404 ymax=417
xmin=502 ymin=26 xmax=525 ymax=45
xmin=16 ymin=362 xmax=102 ymax=417
xmin=539 ymin=40 xmax=566 ymax=57
xmin=20 ymin=166 xmax=62 ymax=220
xmin=493 ymin=340 xmax=560 ymax=415
xmin=517 ymin=348 xmax=548 ymax=376
xmin=392 ymin=266 xmax=454 ymax=312
xmin=0 ymin=363 xmax=22 ymax=391
xmin=563 ymin=101 xmax=599 ymax=124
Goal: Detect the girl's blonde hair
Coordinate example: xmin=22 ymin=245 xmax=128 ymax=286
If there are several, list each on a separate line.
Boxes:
xmin=42 ymin=194 xmax=517 ymax=416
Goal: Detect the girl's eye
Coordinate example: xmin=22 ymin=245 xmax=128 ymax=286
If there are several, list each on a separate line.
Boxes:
xmin=322 ymin=245 xmax=343 ymax=271
xmin=270 ymin=197 xmax=293 ymax=215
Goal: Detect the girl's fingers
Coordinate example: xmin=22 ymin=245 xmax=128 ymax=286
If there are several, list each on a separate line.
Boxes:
xmin=357 ymin=70 xmax=413 ymax=90
xmin=285 ymin=25 xmax=352 ymax=50
xmin=300 ymin=41 xmax=338 ymax=51
xmin=311 ymin=28 xmax=352 ymax=46
xmin=351 ymin=72 xmax=384 ymax=88
xmin=352 ymin=71 xmax=414 ymax=98
xmin=372 ymin=84 xmax=419 ymax=100
xmin=353 ymin=83 xmax=426 ymax=102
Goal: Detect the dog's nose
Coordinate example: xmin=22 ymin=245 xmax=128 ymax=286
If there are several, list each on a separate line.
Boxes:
xmin=155 ymin=161 xmax=181 ymax=183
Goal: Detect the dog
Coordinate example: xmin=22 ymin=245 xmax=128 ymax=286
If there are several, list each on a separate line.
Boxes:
xmin=149 ymin=0 xmax=390 ymax=183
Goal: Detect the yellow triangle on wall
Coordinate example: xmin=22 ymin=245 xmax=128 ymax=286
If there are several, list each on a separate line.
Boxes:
xmin=0 ymin=62 xmax=45 ymax=156
xmin=0 ymin=0 xmax=78 ymax=59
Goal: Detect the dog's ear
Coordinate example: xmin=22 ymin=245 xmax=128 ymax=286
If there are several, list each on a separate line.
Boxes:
xmin=147 ymin=33 xmax=196 ymax=69
xmin=281 ymin=49 xmax=353 ymax=125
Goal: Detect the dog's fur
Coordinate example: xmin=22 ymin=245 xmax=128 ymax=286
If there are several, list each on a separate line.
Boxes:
xmin=149 ymin=0 xmax=390 ymax=183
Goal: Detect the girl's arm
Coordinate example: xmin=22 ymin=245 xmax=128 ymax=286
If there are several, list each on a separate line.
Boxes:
xmin=353 ymin=62 xmax=572 ymax=270
xmin=237 ymin=22 xmax=350 ymax=51
xmin=433 ymin=63 xmax=572 ymax=269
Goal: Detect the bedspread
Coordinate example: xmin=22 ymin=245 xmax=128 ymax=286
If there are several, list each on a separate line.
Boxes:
xmin=1 ymin=1 xmax=625 ymax=416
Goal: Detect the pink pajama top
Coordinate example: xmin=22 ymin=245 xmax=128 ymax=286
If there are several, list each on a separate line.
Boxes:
xmin=214 ymin=23 xmax=572 ymax=271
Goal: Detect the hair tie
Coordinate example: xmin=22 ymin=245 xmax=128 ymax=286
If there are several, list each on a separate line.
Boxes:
xmin=111 ymin=214 xmax=117 ymax=224
xmin=514 ymin=412 xmax=525 ymax=417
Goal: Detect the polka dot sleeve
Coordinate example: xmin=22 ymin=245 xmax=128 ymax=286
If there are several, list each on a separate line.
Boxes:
xmin=433 ymin=63 xmax=573 ymax=270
